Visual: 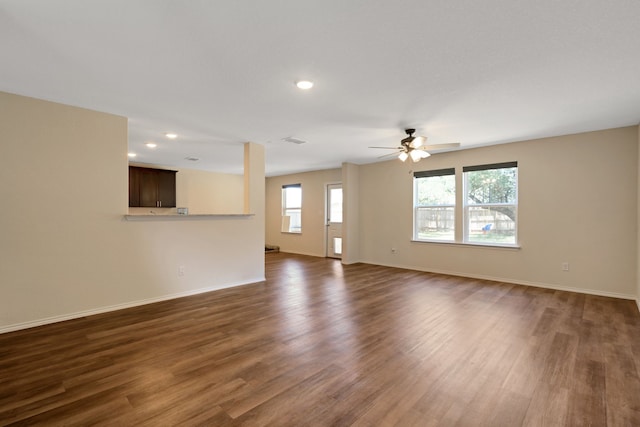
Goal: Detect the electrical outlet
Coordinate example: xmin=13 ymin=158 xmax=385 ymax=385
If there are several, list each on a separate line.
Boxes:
xmin=178 ymin=266 xmax=185 ymax=277
xmin=561 ymin=262 xmax=569 ymax=271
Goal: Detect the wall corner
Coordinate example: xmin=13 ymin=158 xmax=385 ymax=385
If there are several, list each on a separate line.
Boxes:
xmin=637 ymin=124 xmax=640 ymax=310
xmin=342 ymin=162 xmax=361 ymax=264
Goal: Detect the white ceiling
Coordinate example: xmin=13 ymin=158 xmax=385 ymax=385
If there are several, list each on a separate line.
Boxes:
xmin=2 ymin=1 xmax=640 ymax=176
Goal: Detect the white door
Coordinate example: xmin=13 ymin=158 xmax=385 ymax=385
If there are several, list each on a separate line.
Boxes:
xmin=326 ymin=183 xmax=343 ymax=259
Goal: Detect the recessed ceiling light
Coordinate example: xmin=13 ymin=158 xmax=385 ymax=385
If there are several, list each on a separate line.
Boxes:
xmin=295 ymin=80 xmax=314 ymax=90
xmin=128 ymin=152 xmax=137 ymax=158
xmin=165 ymin=133 xmax=177 ymax=139
xmin=146 ymin=142 xmax=157 ymax=148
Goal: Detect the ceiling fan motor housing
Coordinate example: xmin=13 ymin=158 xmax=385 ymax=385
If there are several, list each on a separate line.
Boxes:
xmin=401 ymin=129 xmax=416 ymax=146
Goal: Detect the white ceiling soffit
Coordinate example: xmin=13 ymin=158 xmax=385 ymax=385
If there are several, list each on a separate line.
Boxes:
xmin=2 ymin=1 xmax=640 ymax=176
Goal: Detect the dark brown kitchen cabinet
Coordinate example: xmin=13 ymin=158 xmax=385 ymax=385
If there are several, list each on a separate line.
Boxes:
xmin=129 ymin=166 xmax=177 ymax=208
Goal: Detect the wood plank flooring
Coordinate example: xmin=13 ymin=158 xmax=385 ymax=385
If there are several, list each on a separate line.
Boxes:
xmin=1 ymin=253 xmax=640 ymax=426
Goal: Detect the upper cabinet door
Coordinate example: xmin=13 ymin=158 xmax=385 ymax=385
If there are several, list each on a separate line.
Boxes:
xmin=129 ymin=166 xmax=177 ymax=208
xmin=156 ymin=169 xmax=177 ymax=208
xmin=128 ymin=167 xmax=141 ymax=207
xmin=139 ymin=168 xmax=159 ymax=207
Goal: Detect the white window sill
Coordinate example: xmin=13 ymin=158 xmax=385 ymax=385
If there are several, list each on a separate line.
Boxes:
xmin=411 ymin=240 xmax=521 ymax=250
xmin=281 ymin=231 xmax=302 ymax=235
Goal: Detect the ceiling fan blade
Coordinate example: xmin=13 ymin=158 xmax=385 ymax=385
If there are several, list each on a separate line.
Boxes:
xmin=368 ymin=146 xmax=403 ymax=149
xmin=420 ymin=143 xmax=461 ymax=151
xmin=377 ymin=151 xmax=401 ymax=159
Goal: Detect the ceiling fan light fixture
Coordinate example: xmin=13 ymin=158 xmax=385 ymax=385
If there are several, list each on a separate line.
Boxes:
xmin=411 ymin=136 xmax=425 ymax=149
xmin=409 ymin=150 xmax=423 ymax=162
xmin=371 ymin=128 xmax=457 ymax=164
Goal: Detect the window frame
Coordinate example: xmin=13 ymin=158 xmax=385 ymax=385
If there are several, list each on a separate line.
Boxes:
xmin=462 ymin=162 xmax=518 ymax=246
xmin=411 ymin=162 xmax=519 ymax=248
xmin=281 ymin=183 xmax=302 ymax=233
xmin=413 ymin=168 xmax=456 ymax=242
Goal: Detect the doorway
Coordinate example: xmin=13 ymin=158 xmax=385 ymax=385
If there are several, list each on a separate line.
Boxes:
xmin=326 ymin=183 xmax=343 ymax=259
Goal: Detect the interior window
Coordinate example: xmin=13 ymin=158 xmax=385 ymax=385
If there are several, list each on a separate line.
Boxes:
xmin=282 ymin=184 xmax=302 ymax=233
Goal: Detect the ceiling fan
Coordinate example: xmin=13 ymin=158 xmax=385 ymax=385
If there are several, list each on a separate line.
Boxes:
xmin=370 ymin=129 xmax=460 ymax=162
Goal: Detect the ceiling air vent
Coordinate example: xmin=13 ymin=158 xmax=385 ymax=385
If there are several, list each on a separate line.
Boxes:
xmin=282 ymin=136 xmax=307 ymax=145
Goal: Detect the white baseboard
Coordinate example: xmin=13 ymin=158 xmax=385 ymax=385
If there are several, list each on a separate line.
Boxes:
xmin=278 ymin=249 xmax=327 ymax=258
xmin=0 ymin=277 xmax=265 ymax=335
xmin=363 ymin=260 xmax=637 ymax=301
xmin=274 ymin=254 xmax=637 ymax=301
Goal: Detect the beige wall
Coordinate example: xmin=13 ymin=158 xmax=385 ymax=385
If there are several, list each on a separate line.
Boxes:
xmin=178 ymin=167 xmax=244 ymax=214
xmin=357 ymin=127 xmax=638 ymax=298
xmin=0 ymin=91 xmax=264 ymax=332
xmin=129 ymin=163 xmax=244 ymax=214
xmin=265 ymin=168 xmax=342 ymax=257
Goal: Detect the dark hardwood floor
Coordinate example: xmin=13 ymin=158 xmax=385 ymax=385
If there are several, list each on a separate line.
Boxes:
xmin=1 ymin=253 xmax=639 ymax=426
